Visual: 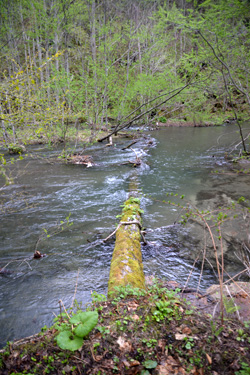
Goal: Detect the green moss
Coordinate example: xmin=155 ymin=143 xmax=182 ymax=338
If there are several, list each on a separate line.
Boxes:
xmin=8 ymin=144 xmax=26 ymax=154
xmin=108 ymin=197 xmax=145 ymax=296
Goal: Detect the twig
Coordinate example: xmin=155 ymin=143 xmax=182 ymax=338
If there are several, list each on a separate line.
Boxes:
xmin=140 ymin=231 xmax=147 ymax=245
xmin=59 ymin=299 xmax=70 ymax=320
xmin=182 ymin=255 xmax=199 ymax=295
xmin=103 ymin=220 xmax=142 ymax=242
xmin=225 ymin=285 xmax=241 ymax=321
xmin=212 ymin=302 xmax=219 ymax=319
xmin=193 ymin=210 xmax=224 ymax=323
xmin=199 ymin=268 xmax=250 ymax=301
xmin=223 ymin=269 xmax=248 ymax=284
xmin=71 ymin=269 xmax=80 ymax=308
xmin=197 ymin=229 xmax=207 ymax=293
xmin=122 ymin=140 xmax=138 ymax=150
xmin=19 ymin=259 xmax=32 ymax=270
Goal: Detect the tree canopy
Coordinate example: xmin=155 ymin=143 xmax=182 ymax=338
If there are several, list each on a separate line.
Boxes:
xmin=0 ymin=0 xmax=249 ymax=145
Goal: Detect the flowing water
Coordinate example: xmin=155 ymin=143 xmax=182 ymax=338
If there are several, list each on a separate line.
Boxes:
xmin=0 ymin=124 xmax=250 ymax=348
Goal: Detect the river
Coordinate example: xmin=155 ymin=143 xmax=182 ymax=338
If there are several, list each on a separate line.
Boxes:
xmin=0 ymin=123 xmax=249 ymax=348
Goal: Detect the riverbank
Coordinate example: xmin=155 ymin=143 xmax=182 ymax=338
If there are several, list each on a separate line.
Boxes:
xmin=1 ymin=113 xmax=249 ymax=150
xmin=0 ymin=279 xmax=250 ymax=375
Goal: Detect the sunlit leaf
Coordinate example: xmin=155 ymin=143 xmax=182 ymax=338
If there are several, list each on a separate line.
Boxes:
xmin=56 ymin=330 xmax=83 ymax=351
xmin=70 ymin=311 xmax=98 ymax=338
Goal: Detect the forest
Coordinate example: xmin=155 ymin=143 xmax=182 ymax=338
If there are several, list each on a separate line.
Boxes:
xmin=0 ymin=0 xmax=250 ymax=149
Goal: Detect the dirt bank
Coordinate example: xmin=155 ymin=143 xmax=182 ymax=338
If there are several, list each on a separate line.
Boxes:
xmin=1 ymin=279 xmax=250 ymax=375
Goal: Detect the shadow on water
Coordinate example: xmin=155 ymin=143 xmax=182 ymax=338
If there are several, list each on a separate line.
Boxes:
xmin=0 ymin=124 xmax=250 ymax=347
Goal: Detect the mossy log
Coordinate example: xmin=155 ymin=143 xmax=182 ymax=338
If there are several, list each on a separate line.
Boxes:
xmin=108 ymin=197 xmax=146 ymax=296
xmin=8 ymin=144 xmax=26 ymax=154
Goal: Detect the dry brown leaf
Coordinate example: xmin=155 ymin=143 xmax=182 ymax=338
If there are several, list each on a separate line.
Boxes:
xmin=131 ymin=314 xmax=140 ymax=321
xmin=206 ymin=353 xmax=212 ymax=365
xmin=158 ymin=339 xmax=166 ymax=352
xmin=100 ymin=359 xmax=114 ymax=369
xmin=175 ymin=333 xmax=187 ymax=340
xmin=130 ymin=360 xmax=140 ymax=367
xmin=182 ymin=326 xmax=192 ymax=335
xmin=175 ymin=333 xmax=198 ymax=341
xmin=122 ymin=359 xmax=140 ymax=368
xmin=122 ymin=359 xmax=131 ymax=368
xmin=117 ymin=336 xmax=132 ymax=352
xmin=155 ymin=364 xmax=169 ymax=375
xmin=166 ymin=355 xmax=179 ymax=367
xmin=12 ymin=351 xmax=20 ymax=359
xmin=156 ymin=359 xmax=187 ymax=375
xmin=127 ymin=302 xmax=139 ymax=311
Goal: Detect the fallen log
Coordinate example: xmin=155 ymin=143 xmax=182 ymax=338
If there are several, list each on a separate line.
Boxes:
xmin=108 ymin=196 xmax=146 ymax=296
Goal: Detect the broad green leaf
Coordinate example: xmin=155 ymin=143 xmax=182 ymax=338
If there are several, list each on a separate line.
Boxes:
xmin=70 ymin=310 xmax=98 ymax=338
xmin=56 ymin=330 xmax=83 ymax=351
xmin=143 ymin=360 xmax=158 ymax=369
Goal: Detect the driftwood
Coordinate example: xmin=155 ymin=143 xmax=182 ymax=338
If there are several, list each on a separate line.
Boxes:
xmin=67 ymin=154 xmax=94 ymax=167
xmin=121 ymin=140 xmax=138 ymax=150
xmin=122 ymin=148 xmax=143 ymax=167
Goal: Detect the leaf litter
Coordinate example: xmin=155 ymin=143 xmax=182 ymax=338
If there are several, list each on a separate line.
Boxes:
xmin=0 ymin=279 xmax=250 ymax=374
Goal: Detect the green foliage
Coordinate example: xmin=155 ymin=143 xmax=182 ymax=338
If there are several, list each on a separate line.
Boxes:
xmin=142 ymin=338 xmax=157 ymax=348
xmin=38 ymin=213 xmax=73 ymax=244
xmin=55 ymin=310 xmax=98 ymax=351
xmin=210 ymin=320 xmax=224 ymax=338
xmin=236 ymin=363 xmax=250 ymax=375
xmin=56 ymin=331 xmax=83 ymax=352
xmin=109 ymin=284 xmax=146 ymax=303
xmin=0 ymin=0 xmax=249 ymax=148
xmin=91 ymin=291 xmax=107 ymax=304
xmin=143 ymin=360 xmax=158 ymax=369
xmin=153 ymin=296 xmax=180 ymax=322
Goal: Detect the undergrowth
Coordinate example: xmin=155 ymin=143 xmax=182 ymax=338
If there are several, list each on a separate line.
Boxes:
xmin=0 ymin=279 xmax=250 ymax=374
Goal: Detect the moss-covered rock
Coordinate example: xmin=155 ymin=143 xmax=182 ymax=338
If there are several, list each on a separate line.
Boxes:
xmin=108 ymin=197 xmax=145 ymax=295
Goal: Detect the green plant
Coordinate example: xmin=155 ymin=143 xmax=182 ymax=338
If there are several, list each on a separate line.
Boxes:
xmin=91 ymin=291 xmax=107 ymax=304
xmin=143 ymin=360 xmax=158 ymax=369
xmin=158 ymin=116 xmax=167 ymax=123
xmin=55 ymin=310 xmax=98 ymax=351
xmin=183 ymin=337 xmax=194 ymax=350
xmin=93 ymin=342 xmax=100 ymax=352
xmin=35 ymin=213 xmax=73 ymax=251
xmin=96 ymin=325 xmax=110 ymax=336
xmin=109 ymin=285 xmax=146 ymax=302
xmin=142 ymin=338 xmax=157 ymax=348
xmin=210 ymin=321 xmax=224 ymax=338
xmin=236 ymin=328 xmax=250 ymax=343
xmin=236 ymin=362 xmax=250 ymax=375
xmin=41 ymin=325 xmax=48 ymax=332
xmin=152 ymin=294 xmax=180 ymax=322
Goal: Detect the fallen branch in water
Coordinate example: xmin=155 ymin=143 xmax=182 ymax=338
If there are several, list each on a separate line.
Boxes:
xmin=122 ymin=140 xmax=138 ymax=150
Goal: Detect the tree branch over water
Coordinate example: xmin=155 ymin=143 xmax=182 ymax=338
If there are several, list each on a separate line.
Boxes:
xmin=98 ymin=82 xmax=192 ymax=142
